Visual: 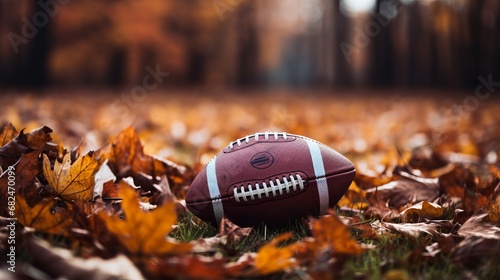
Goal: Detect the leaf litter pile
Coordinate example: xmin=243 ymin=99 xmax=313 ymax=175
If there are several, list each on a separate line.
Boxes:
xmin=0 ymin=91 xmax=499 ymax=279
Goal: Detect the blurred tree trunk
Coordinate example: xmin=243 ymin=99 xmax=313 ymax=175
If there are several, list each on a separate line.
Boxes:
xmin=370 ymin=0 xmax=395 ymax=87
xmin=0 ymin=0 xmax=49 ymax=87
xmin=236 ymin=3 xmax=259 ymax=86
xmin=333 ymin=0 xmax=353 ymax=86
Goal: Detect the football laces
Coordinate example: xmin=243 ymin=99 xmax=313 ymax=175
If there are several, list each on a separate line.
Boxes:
xmin=228 ymin=132 xmax=288 ymax=149
xmin=233 ymin=174 xmax=304 ymax=203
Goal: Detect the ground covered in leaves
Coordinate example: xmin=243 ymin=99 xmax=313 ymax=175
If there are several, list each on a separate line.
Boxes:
xmin=0 ymin=90 xmax=499 ymax=279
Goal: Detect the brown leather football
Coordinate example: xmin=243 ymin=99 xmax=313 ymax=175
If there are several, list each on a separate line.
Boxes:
xmin=185 ymin=132 xmax=355 ymax=227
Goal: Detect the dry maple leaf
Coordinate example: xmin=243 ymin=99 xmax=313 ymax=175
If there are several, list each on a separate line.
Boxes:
xmin=309 ymin=213 xmax=365 ymax=255
xmin=42 ymin=151 xmax=100 ymax=201
xmin=399 ymin=201 xmax=445 ymax=223
xmin=98 ymin=183 xmax=191 ymax=255
xmin=254 ymin=233 xmax=301 ymax=275
xmin=15 ymin=196 xmax=72 ymax=234
xmin=99 ymin=126 xmax=189 ymax=197
xmin=0 ymin=126 xmax=52 ymax=170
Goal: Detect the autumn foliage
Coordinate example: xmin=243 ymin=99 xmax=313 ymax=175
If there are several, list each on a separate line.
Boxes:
xmin=1 ymin=93 xmax=500 ymax=279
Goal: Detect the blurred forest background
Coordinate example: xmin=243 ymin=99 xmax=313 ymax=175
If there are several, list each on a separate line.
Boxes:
xmin=1 ymin=0 xmax=499 ymax=90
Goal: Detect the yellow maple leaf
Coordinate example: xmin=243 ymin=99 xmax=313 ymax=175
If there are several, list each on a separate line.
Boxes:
xmin=43 ymin=151 xmax=99 ymax=201
xmin=15 ymin=196 xmax=72 ymax=234
xmin=99 ymin=183 xmax=191 ymax=255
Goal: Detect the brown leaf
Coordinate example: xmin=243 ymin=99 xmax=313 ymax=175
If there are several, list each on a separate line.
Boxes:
xmin=0 ymin=150 xmax=41 ymax=216
xmin=408 ymin=146 xmax=449 ymax=173
xmin=43 ymin=151 xmax=100 ymax=201
xmin=0 ymin=123 xmax=18 ymax=147
xmin=457 ymin=213 xmax=500 ymax=239
xmin=15 ymin=196 xmax=73 ymax=234
xmin=147 ymin=256 xmax=226 ymax=279
xmin=218 ymin=217 xmax=253 ymax=245
xmin=438 ymin=166 xmax=474 ymax=198
xmin=399 ymin=201 xmax=445 ymax=223
xmin=365 ymin=177 xmax=439 ymax=208
xmin=224 ymin=253 xmax=256 ymax=277
xmin=452 ymin=235 xmax=500 ymax=269
xmin=98 ymin=183 xmax=191 ymax=255
xmin=364 ymin=200 xmax=400 ymax=221
xmin=486 ymin=191 xmax=500 ymax=223
xmin=343 ymin=216 xmax=379 ymax=240
xmin=0 ymin=126 xmax=52 ymax=170
xmin=373 ymin=220 xmax=440 ymax=238
xmin=100 ymin=126 xmax=190 ymax=197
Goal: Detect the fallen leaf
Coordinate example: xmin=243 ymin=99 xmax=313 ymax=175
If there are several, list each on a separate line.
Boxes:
xmin=438 ymin=166 xmax=474 ymax=198
xmin=0 ymin=123 xmax=18 ymax=147
xmin=354 ymin=172 xmax=392 ymax=190
xmin=0 ymin=126 xmax=52 ymax=170
xmin=408 ymin=146 xmax=449 ymax=173
xmin=26 ymin=237 xmax=145 ymax=280
xmin=487 ymin=192 xmax=500 ymax=223
xmin=43 ymin=151 xmax=100 ymax=201
xmin=364 ymin=200 xmax=400 ymax=221
xmin=457 ymin=213 xmax=500 ymax=239
xmin=337 ymin=182 xmax=369 ymax=210
xmin=452 ymin=235 xmax=500 ymax=269
xmin=0 ymin=150 xmax=41 ymax=215
xmin=15 ymin=196 xmax=72 ymax=234
xmin=98 ymin=183 xmax=191 ymax=255
xmin=218 ymin=217 xmax=253 ymax=245
xmin=343 ymin=216 xmax=379 ymax=240
xmin=147 ymin=256 xmax=226 ymax=279
xmin=365 ymin=177 xmax=439 ymax=208
xmin=100 ymin=127 xmax=189 ymax=197
xmin=372 ymin=220 xmax=440 ymax=238
xmin=225 ymin=253 xmax=256 ymax=277
xmin=309 ymin=214 xmax=365 ymax=255
xmin=254 ymin=233 xmax=300 ymax=275
xmin=399 ymin=201 xmax=445 ymax=223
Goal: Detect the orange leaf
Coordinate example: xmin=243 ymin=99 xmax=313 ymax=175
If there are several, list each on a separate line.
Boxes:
xmin=310 ymin=214 xmax=365 ymax=255
xmin=100 ymin=126 xmax=189 ymax=196
xmin=0 ymin=123 xmax=18 ymax=147
xmin=98 ymin=183 xmax=191 ymax=255
xmin=254 ymin=233 xmax=300 ymax=275
xmin=15 ymin=196 xmax=72 ymax=234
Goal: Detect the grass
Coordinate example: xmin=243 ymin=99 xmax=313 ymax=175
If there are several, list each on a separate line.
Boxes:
xmin=172 ymin=212 xmax=499 ymax=279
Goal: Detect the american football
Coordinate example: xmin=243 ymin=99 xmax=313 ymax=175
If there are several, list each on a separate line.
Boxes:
xmin=185 ymin=132 xmax=355 ymax=227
